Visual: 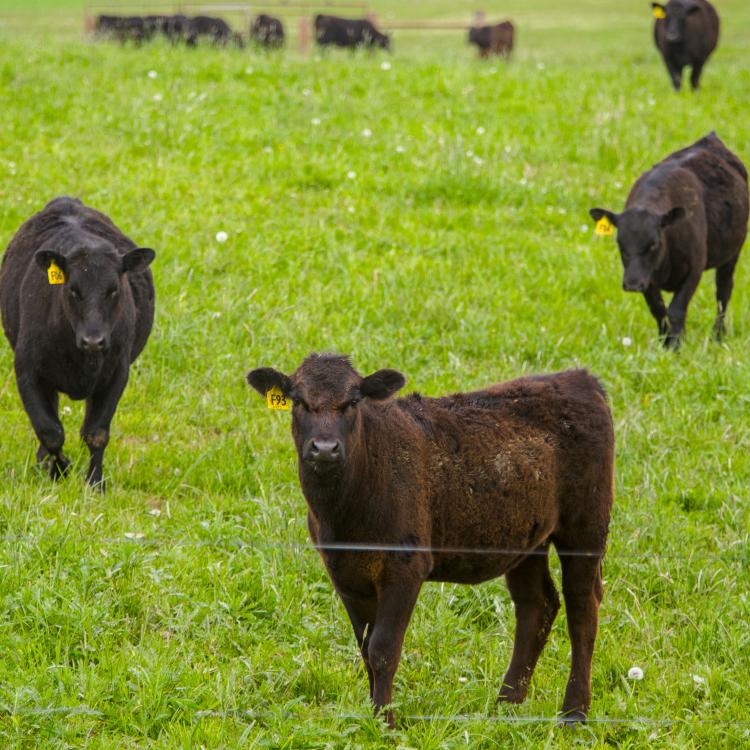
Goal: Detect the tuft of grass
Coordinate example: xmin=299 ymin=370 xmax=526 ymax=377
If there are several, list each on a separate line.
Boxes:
xmin=1 ymin=1 xmax=750 ymax=746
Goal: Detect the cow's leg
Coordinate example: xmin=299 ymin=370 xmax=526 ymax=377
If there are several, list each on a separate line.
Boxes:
xmin=665 ymin=57 xmax=683 ymax=91
xmin=81 ymin=363 xmax=129 ymax=490
xmin=16 ymin=367 xmax=70 ymax=479
xmin=558 ymin=553 xmax=604 ymax=724
xmin=713 ymin=256 xmax=739 ymax=341
xmin=643 ymin=285 xmax=670 ymax=339
xmin=690 ymin=61 xmax=705 ymax=90
xmin=368 ymin=578 xmax=422 ymax=728
xmin=340 ymin=594 xmax=377 ymax=698
xmin=498 ymin=547 xmax=560 ymax=704
xmin=665 ymin=272 xmax=701 ymax=350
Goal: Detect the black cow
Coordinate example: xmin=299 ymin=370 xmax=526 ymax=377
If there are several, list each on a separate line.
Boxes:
xmin=652 ymin=0 xmax=719 ymax=90
xmin=163 ymin=14 xmax=189 ymax=44
xmin=468 ymin=21 xmax=515 ymax=58
xmin=315 ymin=15 xmax=390 ymax=51
xmin=590 ymin=133 xmax=748 ymax=349
xmin=0 ymin=198 xmax=156 ymax=489
xmin=250 ymin=14 xmax=285 ymax=48
xmin=185 ymin=15 xmax=232 ymax=47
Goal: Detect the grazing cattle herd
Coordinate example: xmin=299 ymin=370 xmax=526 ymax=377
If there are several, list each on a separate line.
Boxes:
xmin=1 ymin=0 xmax=743 ymax=728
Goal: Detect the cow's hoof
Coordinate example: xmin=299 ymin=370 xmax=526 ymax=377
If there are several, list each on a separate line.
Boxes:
xmin=557 ymin=709 xmax=587 ymax=727
xmin=47 ymin=455 xmax=71 ymax=480
xmin=497 ymin=685 xmax=527 ymax=704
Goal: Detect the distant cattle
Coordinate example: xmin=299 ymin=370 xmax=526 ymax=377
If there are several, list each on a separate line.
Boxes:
xmin=468 ymin=20 xmax=514 ymax=58
xmin=185 ymin=15 xmax=232 ymax=46
xmin=94 ymin=14 xmax=148 ymax=45
xmin=163 ymin=14 xmax=189 ymax=44
xmin=0 ymin=198 xmax=156 ymax=490
xmin=315 ymin=15 xmax=391 ymax=50
xmin=250 ymin=14 xmax=285 ymax=48
xmin=247 ymin=354 xmax=614 ymax=726
xmin=590 ymin=132 xmax=747 ymax=349
xmin=652 ymin=0 xmax=719 ymax=90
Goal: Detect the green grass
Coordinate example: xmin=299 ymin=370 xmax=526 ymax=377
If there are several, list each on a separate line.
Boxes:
xmin=1 ymin=0 xmax=750 ymax=746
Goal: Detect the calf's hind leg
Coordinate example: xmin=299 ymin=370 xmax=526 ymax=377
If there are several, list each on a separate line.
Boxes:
xmin=498 ymin=546 xmax=560 ymax=705
xmin=557 ymin=552 xmax=605 ymax=723
xmin=714 ymin=257 xmax=739 ymax=341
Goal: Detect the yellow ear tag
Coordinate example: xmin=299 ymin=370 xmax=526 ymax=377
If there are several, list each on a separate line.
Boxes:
xmin=266 ymin=385 xmax=290 ymax=411
xmin=47 ymin=261 xmax=65 ymax=285
xmin=653 ymin=7 xmax=666 ymax=19
xmin=595 ymin=217 xmax=615 ymax=237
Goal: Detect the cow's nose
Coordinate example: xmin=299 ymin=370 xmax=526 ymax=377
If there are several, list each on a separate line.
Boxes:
xmin=310 ymin=439 xmax=341 ymax=462
xmin=622 ymin=280 xmax=646 ymax=293
xmin=666 ymin=32 xmax=680 ymax=42
xmin=81 ymin=335 xmax=106 ymax=352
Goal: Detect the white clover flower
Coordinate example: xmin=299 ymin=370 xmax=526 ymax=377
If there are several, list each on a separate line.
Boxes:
xmin=311 ymin=117 xmax=321 ymax=126
xmin=347 ymin=170 xmax=356 ymax=180
xmin=147 ymin=70 xmax=157 ymax=79
xmin=263 ymin=146 xmax=272 ymax=154
xmin=473 ymin=156 xmax=484 ymax=165
xmin=395 ymin=145 xmax=405 ymax=153
xmin=466 ymin=149 xmax=474 ymax=158
xmin=62 ymin=406 xmax=72 ymax=416
xmin=147 ymin=508 xmax=162 ymax=517
xmin=302 ymin=88 xmax=311 ymax=97
xmin=152 ymin=93 xmax=163 ymax=102
xmin=458 ymin=676 xmax=468 ymax=683
xmin=361 ymin=128 xmax=372 ymax=138
xmin=380 ymin=60 xmax=391 ymax=71
xmin=622 ymin=337 xmax=633 ymax=347
xmin=628 ymin=666 xmax=644 ymax=680
xmin=476 ymin=126 xmax=485 ymax=135
xmin=215 ymin=231 xmax=228 ymax=243
xmin=438 ymin=137 xmax=445 ymax=146
xmin=124 ymin=532 xmax=145 ymax=540
xmin=347 ymin=206 xmax=355 ymax=213
xmin=245 ymin=66 xmax=254 ymax=75
xmin=536 ymin=61 xmax=546 ymax=70
xmin=693 ymin=674 xmax=707 ymax=686
xmin=580 ymin=225 xmax=589 ymax=233
xmin=504 ymin=145 xmax=512 ymax=154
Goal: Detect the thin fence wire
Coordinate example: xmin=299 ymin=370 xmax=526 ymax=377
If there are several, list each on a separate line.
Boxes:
xmin=0 ymin=533 xmax=747 ymax=562
xmin=4 ymin=705 xmax=750 ymax=728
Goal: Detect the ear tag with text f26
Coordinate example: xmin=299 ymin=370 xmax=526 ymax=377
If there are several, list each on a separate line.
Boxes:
xmin=266 ymin=385 xmax=290 ymax=411
xmin=595 ymin=217 xmax=614 ymax=237
xmin=48 ymin=261 xmax=65 ymax=285
xmin=653 ymin=6 xmax=666 ymax=19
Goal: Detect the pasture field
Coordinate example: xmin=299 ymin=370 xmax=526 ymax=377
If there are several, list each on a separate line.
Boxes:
xmin=1 ymin=0 xmax=750 ymax=747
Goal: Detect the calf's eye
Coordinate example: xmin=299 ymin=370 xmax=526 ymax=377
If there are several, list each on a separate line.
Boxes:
xmin=107 ymin=288 xmax=119 ymax=299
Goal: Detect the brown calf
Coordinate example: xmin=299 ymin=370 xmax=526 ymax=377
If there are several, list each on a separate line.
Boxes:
xmin=247 ymin=354 xmax=614 ymax=725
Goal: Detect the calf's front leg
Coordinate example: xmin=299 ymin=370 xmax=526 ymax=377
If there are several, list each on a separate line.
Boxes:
xmin=81 ymin=363 xmax=129 ymax=490
xmin=15 ymin=366 xmax=70 ymax=479
xmin=643 ymin=285 xmax=670 ymax=340
xmin=367 ymin=578 xmax=422 ymax=728
xmin=665 ymin=272 xmax=701 ymax=350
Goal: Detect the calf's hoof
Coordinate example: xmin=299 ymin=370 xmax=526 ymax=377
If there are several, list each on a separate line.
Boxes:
xmin=497 ymin=682 xmax=528 ymax=705
xmin=86 ymin=475 xmax=107 ymax=494
xmin=557 ymin=709 xmax=587 ymax=726
xmin=44 ymin=454 xmax=71 ymax=480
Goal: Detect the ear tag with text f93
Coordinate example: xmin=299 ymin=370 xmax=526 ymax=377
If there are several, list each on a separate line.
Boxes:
xmin=595 ymin=217 xmax=614 ymax=237
xmin=266 ymin=385 xmax=290 ymax=411
xmin=652 ymin=6 xmax=666 ymax=19
xmin=48 ymin=261 xmax=65 ymax=285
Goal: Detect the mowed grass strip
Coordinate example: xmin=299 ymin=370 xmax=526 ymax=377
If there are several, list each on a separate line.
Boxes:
xmin=1 ymin=1 xmax=749 ymax=746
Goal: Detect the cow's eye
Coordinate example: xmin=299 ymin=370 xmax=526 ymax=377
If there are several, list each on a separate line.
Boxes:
xmin=346 ymin=397 xmax=361 ymax=409
xmin=107 ymin=288 xmax=119 ymax=299
xmin=69 ymin=288 xmax=82 ymax=300
xmin=292 ymin=398 xmax=306 ymax=409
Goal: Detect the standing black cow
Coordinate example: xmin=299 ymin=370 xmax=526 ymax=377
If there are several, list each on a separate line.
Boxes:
xmin=315 ymin=15 xmax=390 ymax=51
xmin=590 ymin=133 xmax=748 ymax=349
xmin=468 ymin=21 xmax=515 ymax=58
xmin=0 ymin=198 xmax=156 ymax=489
xmin=185 ymin=15 xmax=232 ymax=47
xmin=250 ymin=14 xmax=285 ymax=48
xmin=651 ymin=0 xmax=719 ymax=90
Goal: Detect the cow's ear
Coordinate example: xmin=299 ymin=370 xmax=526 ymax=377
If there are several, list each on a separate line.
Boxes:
xmin=121 ymin=247 xmax=155 ymax=274
xmin=35 ymin=250 xmax=66 ymax=273
xmin=361 ymin=369 xmax=406 ymax=400
xmin=247 ymin=367 xmax=291 ymax=397
xmin=687 ymin=3 xmax=701 ymax=14
xmin=589 ymin=208 xmax=619 ymax=227
xmin=661 ymin=206 xmax=685 ymax=227
xmin=651 ymin=3 xmax=666 ymax=12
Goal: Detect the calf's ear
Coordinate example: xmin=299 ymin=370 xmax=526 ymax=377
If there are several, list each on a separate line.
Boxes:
xmin=361 ymin=369 xmax=406 ymax=400
xmin=121 ymin=248 xmax=156 ymax=274
xmin=589 ymin=208 xmax=619 ymax=227
xmin=247 ymin=367 xmax=291 ymax=397
xmin=660 ymin=206 xmax=685 ymax=227
xmin=35 ymin=250 xmax=67 ymax=273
